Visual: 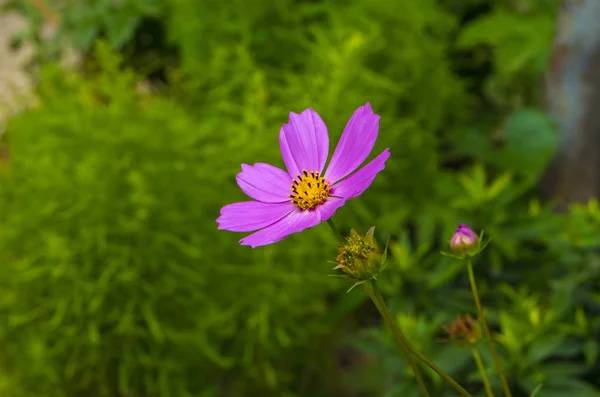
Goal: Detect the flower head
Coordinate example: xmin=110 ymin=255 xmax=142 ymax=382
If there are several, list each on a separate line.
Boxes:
xmin=450 ymin=224 xmax=479 ymax=256
xmin=333 ymin=227 xmax=383 ymax=280
xmin=217 ymin=103 xmax=390 ymax=247
xmin=441 ymin=314 xmax=480 ymax=347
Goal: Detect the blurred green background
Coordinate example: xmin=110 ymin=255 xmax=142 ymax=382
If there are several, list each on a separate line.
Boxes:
xmin=1 ymin=0 xmax=600 ymax=396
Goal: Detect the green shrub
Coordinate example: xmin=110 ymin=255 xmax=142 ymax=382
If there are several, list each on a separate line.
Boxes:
xmin=5 ymin=0 xmax=164 ymax=51
xmin=0 ymin=45 xmax=340 ymax=397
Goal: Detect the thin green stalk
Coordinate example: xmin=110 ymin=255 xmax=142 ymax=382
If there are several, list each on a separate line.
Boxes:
xmin=471 ymin=347 xmax=494 ymax=397
xmin=467 ymin=260 xmax=511 ymax=397
xmin=366 ymin=280 xmax=472 ymax=397
xmin=364 ymin=281 xmax=430 ymax=397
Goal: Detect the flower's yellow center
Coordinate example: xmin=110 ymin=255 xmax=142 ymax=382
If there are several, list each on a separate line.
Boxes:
xmin=289 ymin=169 xmax=331 ymax=210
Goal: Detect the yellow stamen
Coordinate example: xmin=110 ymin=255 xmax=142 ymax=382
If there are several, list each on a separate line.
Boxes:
xmin=289 ymin=169 xmax=331 ymax=210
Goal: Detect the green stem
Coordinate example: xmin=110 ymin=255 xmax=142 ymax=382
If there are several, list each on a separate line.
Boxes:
xmin=467 ymin=260 xmax=511 ymax=397
xmin=366 ymin=280 xmax=472 ymax=397
xmin=326 ymin=219 xmax=344 ymax=244
xmin=471 ymin=347 xmax=494 ymax=397
xmin=364 ymin=281 xmax=430 ymax=397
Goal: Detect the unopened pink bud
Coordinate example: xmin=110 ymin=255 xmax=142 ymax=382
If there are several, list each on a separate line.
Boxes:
xmin=450 ymin=224 xmax=478 ymax=254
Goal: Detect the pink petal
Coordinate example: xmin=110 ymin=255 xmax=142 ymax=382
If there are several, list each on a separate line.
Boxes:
xmin=317 ymin=196 xmax=347 ymax=222
xmin=279 ymin=108 xmax=329 ymax=178
xmin=236 ymin=163 xmax=291 ymax=203
xmin=240 ymin=208 xmax=322 ymax=248
xmin=325 ymin=103 xmax=380 ymax=184
xmin=331 ymin=148 xmax=390 ymax=199
xmin=217 ymin=201 xmax=295 ymax=232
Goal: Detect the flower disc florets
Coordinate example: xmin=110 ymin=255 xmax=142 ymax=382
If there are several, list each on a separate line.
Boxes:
xmin=289 ymin=169 xmax=331 ymax=210
xmin=333 ymin=227 xmax=383 ymax=280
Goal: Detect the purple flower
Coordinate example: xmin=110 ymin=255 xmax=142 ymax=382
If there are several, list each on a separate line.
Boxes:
xmin=450 ymin=224 xmax=479 ymax=254
xmin=217 ymin=103 xmax=390 ymax=248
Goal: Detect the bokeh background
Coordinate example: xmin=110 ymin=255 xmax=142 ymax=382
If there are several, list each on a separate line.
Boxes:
xmin=1 ymin=0 xmax=600 ymax=396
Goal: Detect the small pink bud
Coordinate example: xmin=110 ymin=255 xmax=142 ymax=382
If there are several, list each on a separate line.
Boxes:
xmin=450 ymin=224 xmax=478 ymax=255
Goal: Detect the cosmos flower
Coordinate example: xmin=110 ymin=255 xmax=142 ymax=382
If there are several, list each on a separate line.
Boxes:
xmin=217 ymin=103 xmax=390 ymax=248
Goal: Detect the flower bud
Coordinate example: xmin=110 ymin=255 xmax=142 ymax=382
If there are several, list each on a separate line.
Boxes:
xmin=450 ymin=224 xmax=479 ymax=256
xmin=442 ymin=314 xmax=480 ymax=346
xmin=333 ymin=227 xmax=383 ymax=281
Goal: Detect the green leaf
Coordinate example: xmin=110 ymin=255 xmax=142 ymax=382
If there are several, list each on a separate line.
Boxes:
xmin=70 ymin=24 xmax=98 ymax=50
xmin=529 ymin=383 xmax=544 ymax=397
xmin=456 ymin=12 xmax=554 ymax=75
xmin=457 ymin=12 xmax=523 ymax=48
xmin=105 ymin=14 xmax=140 ymax=49
xmin=347 ymin=280 xmax=367 ymax=293
xmin=432 ymin=345 xmax=471 ymax=374
xmin=585 ymin=339 xmax=599 ymax=366
xmin=487 ymin=173 xmax=512 ymax=199
xmin=322 ymin=287 xmax=367 ymax=326
xmin=488 ymin=108 xmax=558 ymax=178
xmin=526 ymin=335 xmax=565 ymax=366
xmin=142 ymin=303 xmax=164 ymax=343
xmin=541 ymin=362 xmax=588 ymax=377
xmin=541 ymin=378 xmax=599 ymax=397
